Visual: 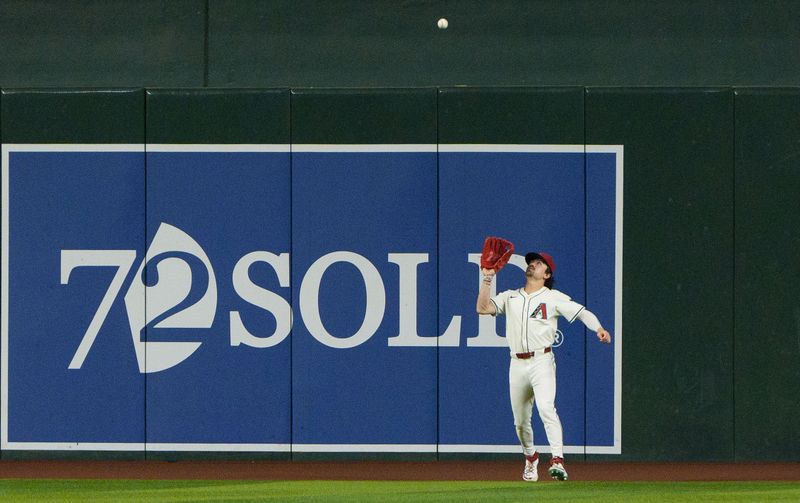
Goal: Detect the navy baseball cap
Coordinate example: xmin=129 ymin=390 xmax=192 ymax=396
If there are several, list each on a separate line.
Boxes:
xmin=525 ymin=252 xmax=556 ymax=274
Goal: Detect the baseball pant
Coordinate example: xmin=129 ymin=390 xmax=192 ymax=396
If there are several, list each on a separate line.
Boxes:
xmin=508 ymin=351 xmax=564 ymax=458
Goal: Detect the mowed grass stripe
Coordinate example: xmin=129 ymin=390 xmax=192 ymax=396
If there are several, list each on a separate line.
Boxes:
xmin=0 ymin=480 xmax=799 ymax=502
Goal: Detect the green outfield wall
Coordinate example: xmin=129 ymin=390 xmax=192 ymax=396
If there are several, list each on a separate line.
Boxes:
xmin=0 ymin=0 xmax=798 ymax=464
xmin=1 ymin=88 xmax=798 ymax=462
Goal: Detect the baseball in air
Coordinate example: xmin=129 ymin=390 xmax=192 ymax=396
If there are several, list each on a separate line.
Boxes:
xmin=437 ymin=18 xmax=448 ymax=29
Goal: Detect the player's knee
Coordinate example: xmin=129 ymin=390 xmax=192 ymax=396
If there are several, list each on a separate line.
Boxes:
xmin=537 ymin=405 xmax=558 ymax=422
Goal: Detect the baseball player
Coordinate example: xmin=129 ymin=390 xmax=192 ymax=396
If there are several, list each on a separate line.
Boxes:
xmin=476 ymin=251 xmax=611 ymax=482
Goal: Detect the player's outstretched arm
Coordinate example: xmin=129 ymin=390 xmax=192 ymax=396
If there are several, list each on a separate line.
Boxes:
xmin=476 ymin=268 xmax=497 ymax=315
xmin=576 ymin=309 xmax=612 ymax=344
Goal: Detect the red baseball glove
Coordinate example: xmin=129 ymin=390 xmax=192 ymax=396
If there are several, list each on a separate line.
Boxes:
xmin=480 ymin=236 xmax=515 ymax=272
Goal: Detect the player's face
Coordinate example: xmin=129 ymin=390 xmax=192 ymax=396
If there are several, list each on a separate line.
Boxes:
xmin=525 ymin=259 xmax=551 ymax=280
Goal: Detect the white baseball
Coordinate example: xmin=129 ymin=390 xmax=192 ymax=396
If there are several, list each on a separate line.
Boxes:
xmin=437 ymin=18 xmax=448 ymax=29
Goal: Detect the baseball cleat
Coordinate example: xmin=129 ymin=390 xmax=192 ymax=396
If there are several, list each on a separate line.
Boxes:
xmin=548 ymin=457 xmax=568 ymax=481
xmin=522 ymin=453 xmax=539 ymax=482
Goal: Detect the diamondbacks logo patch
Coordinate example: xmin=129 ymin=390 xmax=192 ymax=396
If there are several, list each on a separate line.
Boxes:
xmin=530 ymin=302 xmax=548 ymax=320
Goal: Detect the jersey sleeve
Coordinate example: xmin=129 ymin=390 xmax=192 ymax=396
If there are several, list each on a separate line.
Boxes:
xmin=490 ymin=290 xmax=512 ymax=316
xmin=553 ymin=291 xmax=586 ymax=323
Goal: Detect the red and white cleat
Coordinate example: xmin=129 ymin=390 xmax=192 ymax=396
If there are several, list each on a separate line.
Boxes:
xmin=548 ymin=456 xmax=568 ymax=481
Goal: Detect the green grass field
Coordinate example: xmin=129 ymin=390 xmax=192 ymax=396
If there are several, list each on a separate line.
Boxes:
xmin=1 ymin=480 xmax=800 ymax=502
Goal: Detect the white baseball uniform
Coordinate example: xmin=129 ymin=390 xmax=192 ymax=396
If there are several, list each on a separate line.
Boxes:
xmin=491 ymin=286 xmax=600 ymax=459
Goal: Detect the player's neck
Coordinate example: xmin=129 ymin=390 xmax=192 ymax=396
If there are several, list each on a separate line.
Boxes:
xmin=524 ymin=278 xmax=545 ymax=293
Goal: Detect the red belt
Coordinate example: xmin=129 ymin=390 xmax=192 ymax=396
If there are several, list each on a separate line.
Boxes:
xmin=516 ymin=347 xmax=551 ymax=359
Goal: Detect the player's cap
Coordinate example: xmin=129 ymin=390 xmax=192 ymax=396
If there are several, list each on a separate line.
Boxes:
xmin=525 ymin=252 xmax=556 ymax=274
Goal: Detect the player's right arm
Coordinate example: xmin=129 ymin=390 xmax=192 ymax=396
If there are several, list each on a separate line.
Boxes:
xmin=476 ymin=267 xmax=497 ymax=315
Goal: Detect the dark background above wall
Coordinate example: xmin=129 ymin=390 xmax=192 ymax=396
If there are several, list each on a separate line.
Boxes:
xmin=1 ymin=1 xmax=800 ymax=88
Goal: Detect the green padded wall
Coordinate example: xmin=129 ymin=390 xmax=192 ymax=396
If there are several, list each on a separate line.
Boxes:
xmin=146 ymin=89 xmax=289 ymax=144
xmin=1 ymin=89 xmax=145 ymax=459
xmin=734 ymin=88 xmax=800 ymax=461
xmin=3 ymin=87 xmax=800 ymax=462
xmin=290 ymin=89 xmax=437 ymax=460
xmin=144 ymin=89 xmax=291 ymax=460
xmin=1 ymin=89 xmax=144 ymax=144
xmin=586 ymin=88 xmax=735 ymax=460
xmin=438 ymin=87 xmax=583 ymax=144
xmin=291 ymin=89 xmax=435 ymax=144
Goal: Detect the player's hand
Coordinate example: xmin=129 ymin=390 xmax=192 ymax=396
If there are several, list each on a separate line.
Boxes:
xmin=596 ymin=329 xmax=611 ymax=344
xmin=481 ymin=267 xmax=496 ymax=277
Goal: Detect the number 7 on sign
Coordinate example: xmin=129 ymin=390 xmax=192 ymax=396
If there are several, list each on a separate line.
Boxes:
xmin=60 ymin=250 xmax=137 ymax=369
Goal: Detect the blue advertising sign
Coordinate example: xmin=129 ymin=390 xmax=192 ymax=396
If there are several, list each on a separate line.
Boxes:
xmin=143 ymin=147 xmax=292 ymax=451
xmin=291 ymin=146 xmax=439 ymax=451
xmin=438 ymin=146 xmax=586 ymax=454
xmin=3 ymin=146 xmax=146 ymax=449
xmin=1 ymin=144 xmax=621 ymax=454
xmin=436 ymin=145 xmax=622 ymax=455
